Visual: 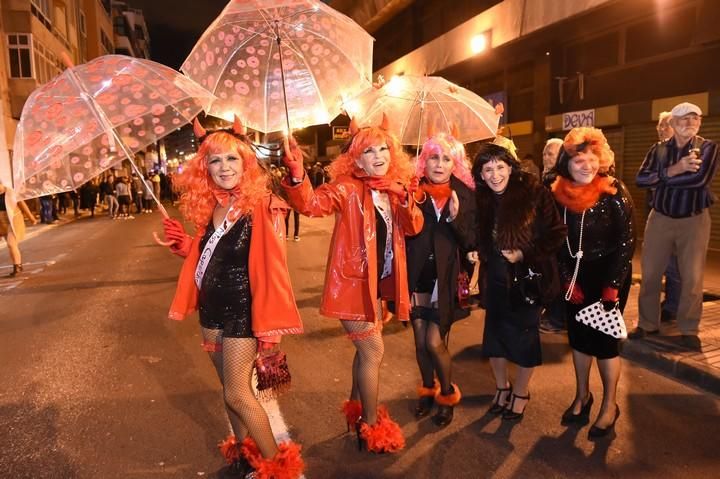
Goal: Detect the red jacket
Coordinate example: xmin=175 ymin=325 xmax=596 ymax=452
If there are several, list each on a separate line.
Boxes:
xmin=283 ymin=174 xmax=423 ymax=322
xmin=168 ymin=194 xmax=303 ymax=339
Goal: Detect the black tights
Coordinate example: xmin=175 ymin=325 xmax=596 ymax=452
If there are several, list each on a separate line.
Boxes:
xmin=341 ymin=320 xmax=384 ymax=425
xmin=202 ymin=328 xmax=278 ymax=459
xmin=411 ymin=317 xmax=453 ymax=395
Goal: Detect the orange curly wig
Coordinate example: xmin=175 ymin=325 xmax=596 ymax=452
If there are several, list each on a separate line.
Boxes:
xmin=174 ymin=132 xmax=269 ymax=229
xmin=562 ymin=127 xmax=614 ymax=174
xmin=327 ymin=125 xmax=415 ymax=184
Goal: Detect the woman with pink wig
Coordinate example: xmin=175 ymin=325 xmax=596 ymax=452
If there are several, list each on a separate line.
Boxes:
xmin=405 ymin=131 xmax=476 ymax=427
xmin=160 ymin=117 xmax=304 ymax=478
xmin=281 ymin=114 xmax=423 ymax=453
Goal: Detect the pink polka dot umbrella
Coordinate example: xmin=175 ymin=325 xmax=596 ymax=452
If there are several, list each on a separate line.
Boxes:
xmin=12 ymin=54 xmax=215 ymax=217
xmin=181 ymin=0 xmax=373 ymax=133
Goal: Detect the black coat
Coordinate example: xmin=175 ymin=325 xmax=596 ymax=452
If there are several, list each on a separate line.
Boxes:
xmin=405 ymin=176 xmax=476 ymax=337
xmin=473 ymin=173 xmax=567 ymax=306
xmin=557 ymin=178 xmax=636 ymax=290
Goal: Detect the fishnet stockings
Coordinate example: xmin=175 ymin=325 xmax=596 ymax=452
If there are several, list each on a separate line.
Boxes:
xmin=342 ymin=320 xmax=384 ymax=425
xmin=201 ymin=328 xmax=278 ymax=459
xmin=411 ymin=318 xmax=452 ymax=395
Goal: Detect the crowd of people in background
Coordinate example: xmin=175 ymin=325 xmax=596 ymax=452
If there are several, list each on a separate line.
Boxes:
xmin=3 ymin=98 xmax=716 ymax=478
xmin=15 ymin=169 xmax=179 ymax=224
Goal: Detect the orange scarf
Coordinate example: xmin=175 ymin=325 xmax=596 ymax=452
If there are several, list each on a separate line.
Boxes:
xmin=420 ymin=181 xmax=451 ymax=210
xmin=551 ymin=175 xmax=617 ymax=213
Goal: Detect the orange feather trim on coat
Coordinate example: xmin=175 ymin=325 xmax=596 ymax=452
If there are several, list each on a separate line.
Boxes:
xmin=551 ymin=175 xmax=617 ymax=213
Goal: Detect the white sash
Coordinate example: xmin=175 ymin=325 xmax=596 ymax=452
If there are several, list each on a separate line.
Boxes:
xmin=195 ymin=206 xmax=240 ymax=289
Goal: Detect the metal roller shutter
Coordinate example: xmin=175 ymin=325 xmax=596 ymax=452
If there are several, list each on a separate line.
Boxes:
xmin=622 ymin=123 xmax=657 ymax=240
xmin=698 ymin=117 xmax=720 ymax=251
xmin=622 ymin=117 xmax=720 ymax=251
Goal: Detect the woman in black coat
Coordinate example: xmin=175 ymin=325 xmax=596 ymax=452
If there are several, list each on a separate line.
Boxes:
xmin=405 ymin=132 xmax=476 ymax=427
xmin=551 ymin=127 xmax=635 ymax=438
xmin=470 ymin=143 xmax=566 ymax=421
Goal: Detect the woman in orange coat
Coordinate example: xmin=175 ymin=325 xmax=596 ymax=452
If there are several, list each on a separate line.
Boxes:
xmin=160 ymin=117 xmax=304 ymax=479
xmin=281 ymin=115 xmax=423 ymax=453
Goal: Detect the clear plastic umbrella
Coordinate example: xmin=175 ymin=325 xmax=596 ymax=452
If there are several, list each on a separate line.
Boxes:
xmin=12 ymin=54 xmax=215 ymax=216
xmin=181 ymin=0 xmax=373 ymax=133
xmin=346 ymin=75 xmax=502 ymax=154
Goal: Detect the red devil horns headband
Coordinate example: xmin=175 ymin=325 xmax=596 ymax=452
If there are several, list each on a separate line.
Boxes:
xmin=193 ymin=115 xmax=248 ymax=143
xmin=342 ymin=113 xmax=391 ymax=153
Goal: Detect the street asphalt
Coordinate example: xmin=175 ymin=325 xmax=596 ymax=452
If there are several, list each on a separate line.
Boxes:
xmin=0 ymin=209 xmax=718 ymax=479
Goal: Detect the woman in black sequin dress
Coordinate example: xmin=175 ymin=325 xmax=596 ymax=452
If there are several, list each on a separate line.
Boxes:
xmin=551 ymin=127 xmax=635 ymax=438
xmin=160 ymin=117 xmax=304 ymax=479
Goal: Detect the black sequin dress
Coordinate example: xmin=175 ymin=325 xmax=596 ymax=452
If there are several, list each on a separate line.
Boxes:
xmin=197 ymin=216 xmax=254 ymax=338
xmin=558 ymin=180 xmax=635 ymax=359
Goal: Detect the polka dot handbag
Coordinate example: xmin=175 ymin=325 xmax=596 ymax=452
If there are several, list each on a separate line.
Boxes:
xmin=575 ymin=301 xmax=628 ymax=339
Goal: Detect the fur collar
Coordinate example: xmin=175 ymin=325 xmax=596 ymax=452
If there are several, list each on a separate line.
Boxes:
xmin=477 ymin=173 xmax=538 ymax=252
xmin=551 ymin=175 xmax=617 ymax=213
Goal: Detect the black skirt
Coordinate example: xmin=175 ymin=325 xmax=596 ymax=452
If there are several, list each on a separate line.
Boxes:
xmin=482 ymin=251 xmax=542 ymax=368
xmin=565 ymin=256 xmax=631 ymax=359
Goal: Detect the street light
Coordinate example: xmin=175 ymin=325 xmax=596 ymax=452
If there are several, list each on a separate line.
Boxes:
xmin=471 ymin=33 xmax=488 ymax=54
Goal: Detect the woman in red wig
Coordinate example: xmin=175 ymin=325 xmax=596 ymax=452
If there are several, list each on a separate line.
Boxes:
xmin=161 ymin=117 xmax=304 ymax=478
xmin=405 ymin=130 xmax=475 ymax=427
xmin=281 ymin=114 xmax=423 ymax=453
xmin=552 ymin=127 xmax=634 ymax=438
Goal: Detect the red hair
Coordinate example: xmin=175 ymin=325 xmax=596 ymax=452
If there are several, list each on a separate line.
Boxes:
xmin=416 ymin=133 xmax=474 ymax=190
xmin=175 ymin=132 xmax=268 ymax=229
xmin=327 ymin=126 xmax=414 ymax=183
xmin=562 ymin=127 xmax=614 ymax=174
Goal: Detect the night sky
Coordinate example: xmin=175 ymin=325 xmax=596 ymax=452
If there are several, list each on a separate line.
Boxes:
xmin=131 ymin=0 xmax=229 ymax=69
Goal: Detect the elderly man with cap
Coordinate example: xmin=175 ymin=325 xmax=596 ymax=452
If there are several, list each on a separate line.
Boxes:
xmin=632 ymin=102 xmax=719 ymax=350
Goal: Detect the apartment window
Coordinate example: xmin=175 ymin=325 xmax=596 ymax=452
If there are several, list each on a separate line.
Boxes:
xmin=79 ymin=11 xmax=87 ymax=37
xmin=32 ymin=40 xmax=61 ymax=84
xmin=113 ymin=16 xmax=127 ymax=36
xmin=8 ymin=34 xmax=33 ymax=79
xmin=100 ymin=30 xmax=113 ymax=54
xmin=30 ymin=0 xmax=52 ymax=29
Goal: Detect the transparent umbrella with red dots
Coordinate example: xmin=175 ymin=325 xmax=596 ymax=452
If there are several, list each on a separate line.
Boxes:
xmin=12 ymin=54 xmax=215 ymax=217
xmin=181 ymin=0 xmax=373 ymax=133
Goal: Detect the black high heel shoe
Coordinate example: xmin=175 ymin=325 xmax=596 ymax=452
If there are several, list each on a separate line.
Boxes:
xmin=561 ymin=393 xmax=594 ymax=425
xmin=415 ymin=395 xmax=434 ymax=418
xmin=7 ymin=264 xmax=22 ymax=278
xmin=226 ymin=456 xmax=254 ymax=478
xmin=355 ymin=417 xmax=367 ymax=451
xmin=589 ymin=405 xmax=620 ymax=438
xmin=502 ymin=393 xmax=530 ymax=421
xmin=488 ymin=384 xmax=512 ymax=414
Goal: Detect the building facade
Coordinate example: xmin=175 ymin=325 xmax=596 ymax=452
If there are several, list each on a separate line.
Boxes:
xmin=0 ymin=0 xmax=114 ymax=186
xmin=333 ymin=0 xmax=720 ymax=250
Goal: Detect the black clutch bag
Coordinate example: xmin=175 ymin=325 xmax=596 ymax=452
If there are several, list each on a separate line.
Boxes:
xmin=510 ymin=263 xmax=543 ymax=307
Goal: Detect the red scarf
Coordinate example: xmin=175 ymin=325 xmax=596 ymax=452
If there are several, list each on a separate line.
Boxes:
xmin=551 ymin=175 xmax=617 ymax=213
xmin=420 ymin=181 xmax=451 ymax=210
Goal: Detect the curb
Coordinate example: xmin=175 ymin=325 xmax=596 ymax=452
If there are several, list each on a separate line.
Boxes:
xmin=621 ymin=338 xmax=720 ymax=396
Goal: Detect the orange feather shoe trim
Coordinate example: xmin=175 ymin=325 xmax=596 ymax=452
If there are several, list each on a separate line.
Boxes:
xmin=342 ymin=399 xmax=363 ymax=427
xmin=218 ymin=435 xmax=242 ymax=464
xmin=243 ymin=441 xmax=305 ymax=479
xmin=359 ymin=405 xmax=406 ymax=453
xmin=417 ymin=380 xmax=440 ymax=398
xmin=435 ymin=383 xmax=462 ymax=407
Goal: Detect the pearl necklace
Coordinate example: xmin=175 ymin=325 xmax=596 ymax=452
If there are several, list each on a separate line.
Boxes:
xmin=563 ymin=207 xmax=585 ymax=301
